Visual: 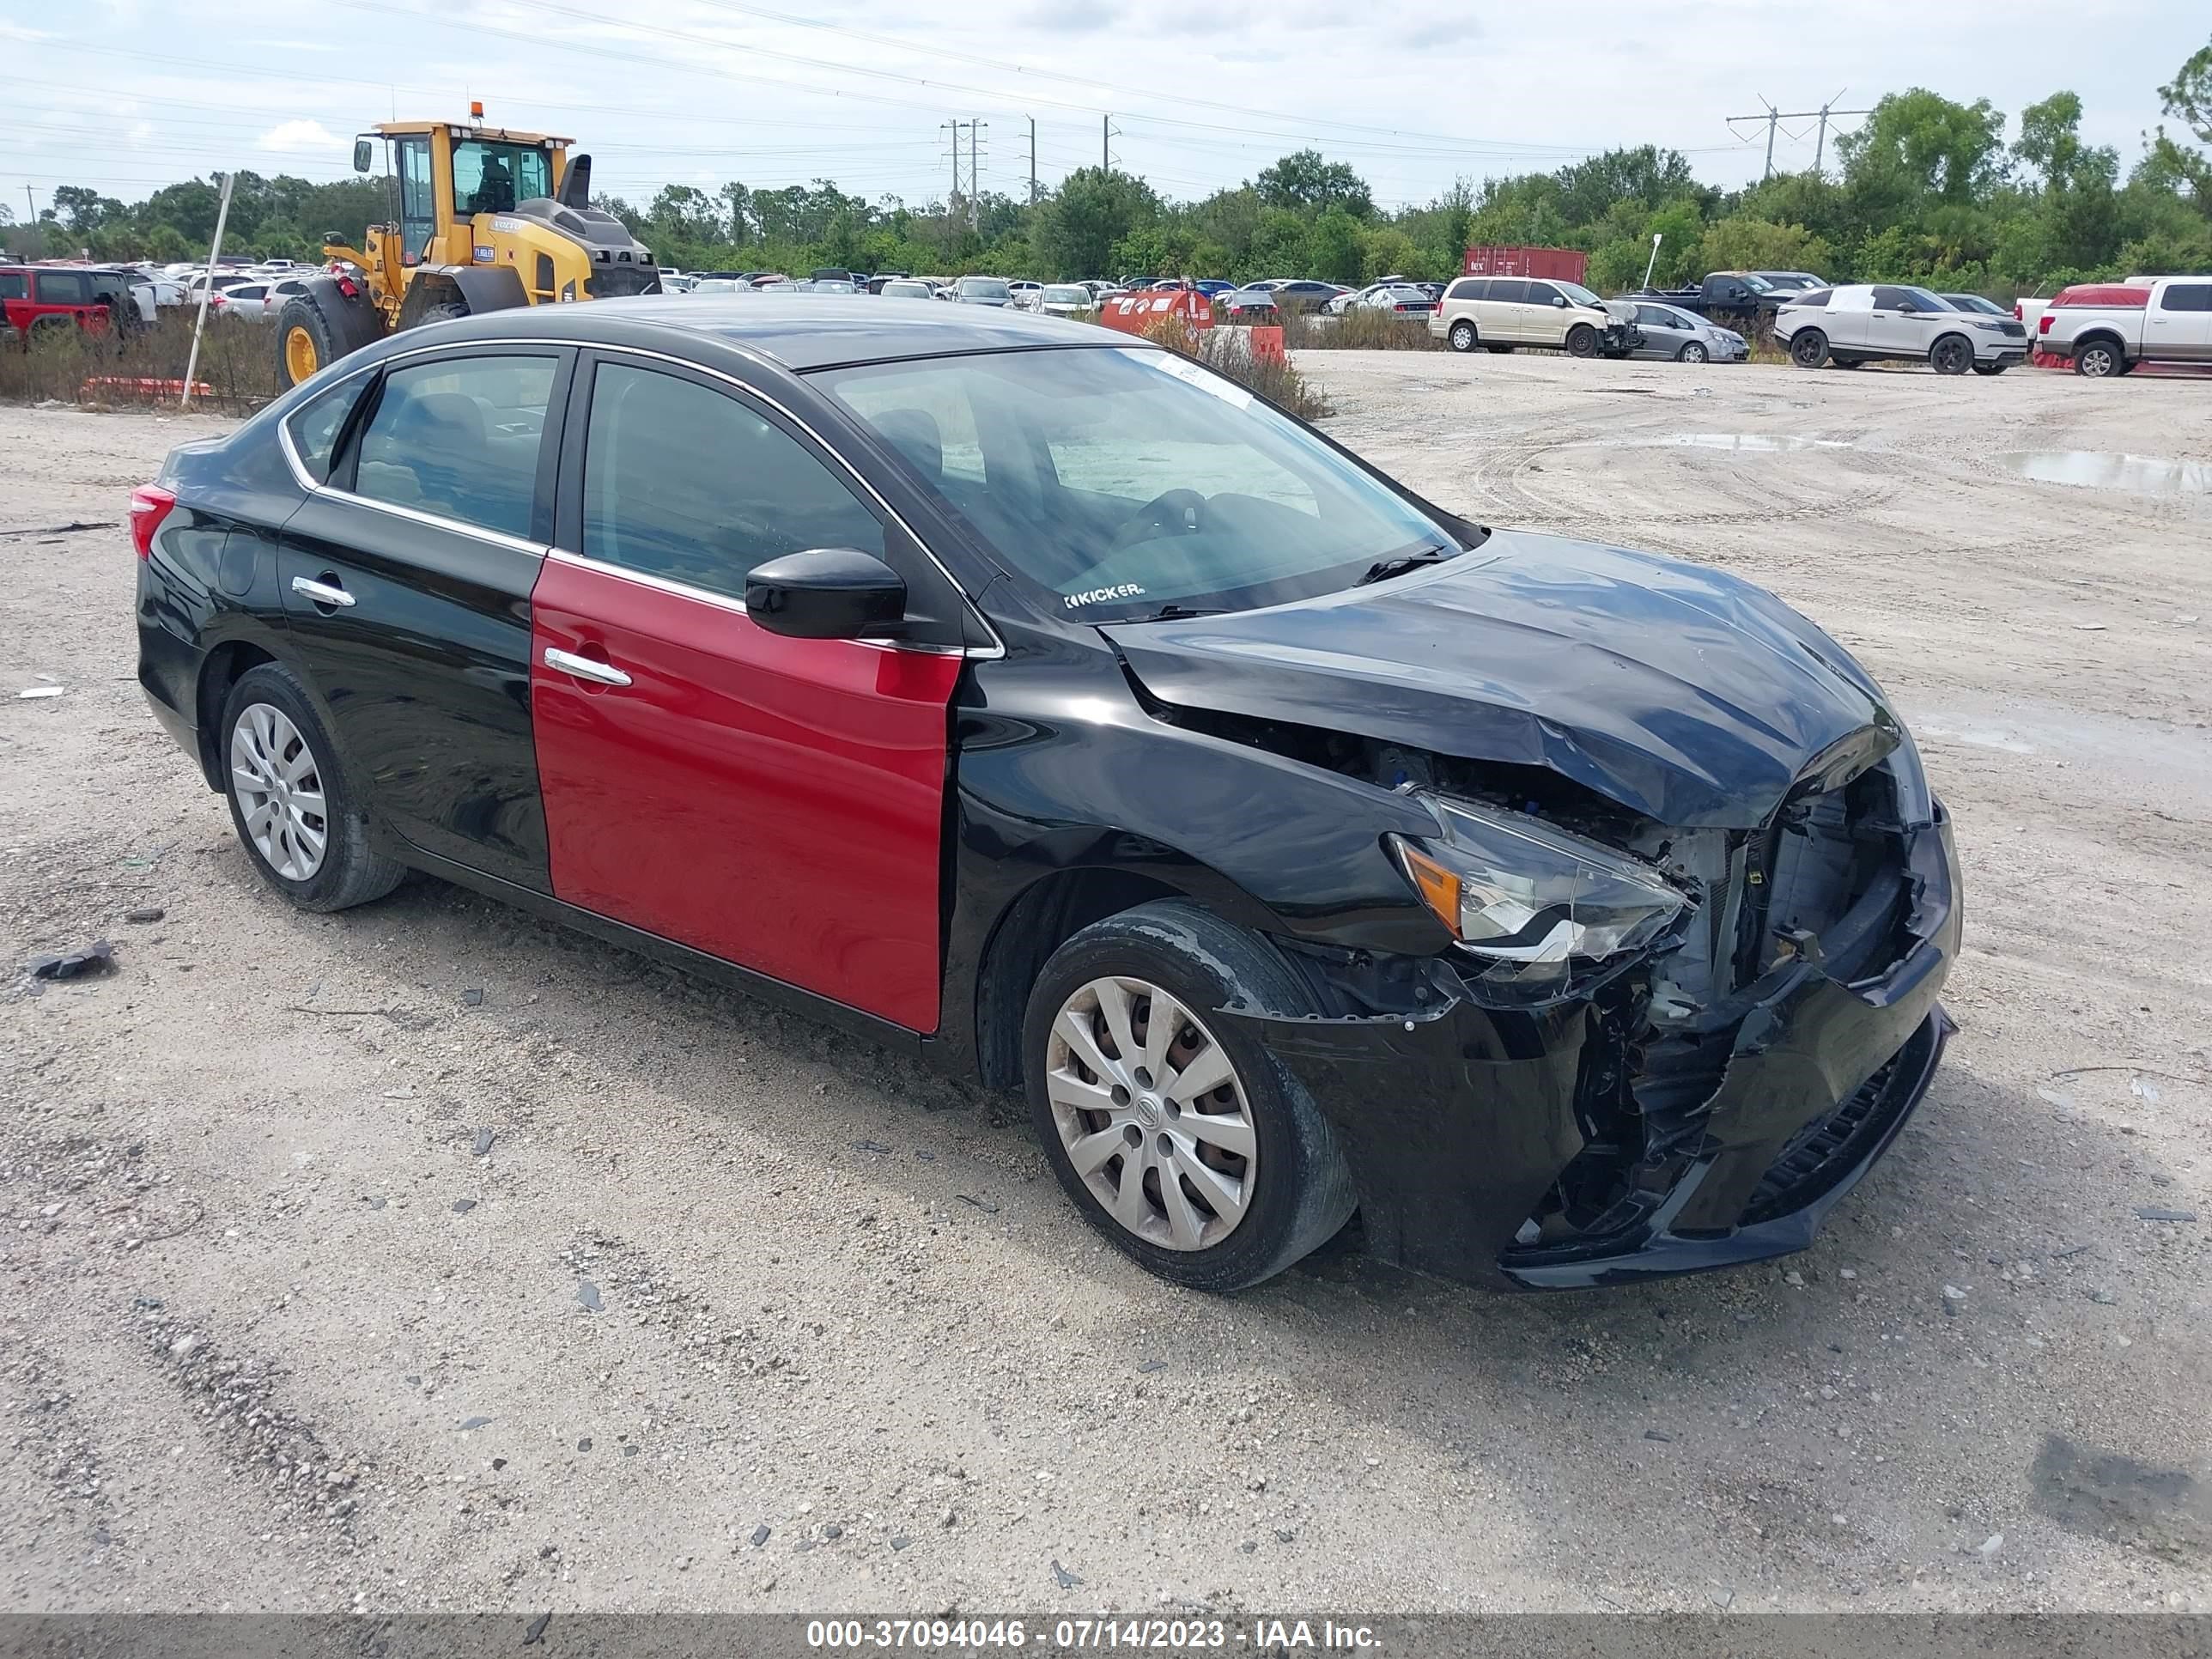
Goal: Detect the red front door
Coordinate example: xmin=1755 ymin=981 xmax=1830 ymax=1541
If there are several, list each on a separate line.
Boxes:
xmin=530 ymin=552 xmax=959 ymax=1031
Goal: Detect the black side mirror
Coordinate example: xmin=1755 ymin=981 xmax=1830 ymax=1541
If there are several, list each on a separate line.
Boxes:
xmin=353 ymin=138 xmax=374 ymax=173
xmin=745 ymin=548 xmax=906 ymax=640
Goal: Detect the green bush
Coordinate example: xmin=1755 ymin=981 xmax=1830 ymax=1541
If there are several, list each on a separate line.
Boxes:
xmin=1 ymin=310 xmax=283 ymax=410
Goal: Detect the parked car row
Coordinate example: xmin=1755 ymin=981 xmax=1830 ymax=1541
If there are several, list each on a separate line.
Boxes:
xmin=1774 ymin=284 xmax=2033 ymax=374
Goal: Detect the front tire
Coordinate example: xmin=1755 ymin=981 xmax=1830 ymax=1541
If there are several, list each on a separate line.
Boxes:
xmin=1447 ymin=319 xmax=1477 ymax=353
xmin=1024 ymin=901 xmax=1356 ymax=1291
xmin=1565 ymin=324 xmax=1599 ymax=358
xmin=1485 ymin=343 xmax=1513 ymax=354
xmin=1679 ymin=341 xmax=1709 ymax=364
xmin=1973 ymin=362 xmax=2008 ymax=376
xmin=221 ymin=663 xmax=404 ymax=912
xmin=1790 ymin=328 xmax=1829 ymax=369
xmin=1930 ymin=335 xmax=1973 ymax=375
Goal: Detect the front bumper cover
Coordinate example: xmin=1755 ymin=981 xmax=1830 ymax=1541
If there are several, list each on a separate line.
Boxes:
xmin=1217 ymin=810 xmax=1960 ymax=1291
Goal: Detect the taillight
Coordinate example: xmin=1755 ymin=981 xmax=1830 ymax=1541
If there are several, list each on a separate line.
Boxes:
xmin=129 ymin=483 xmax=176 ymax=560
xmin=2039 ymin=313 xmax=2054 ymax=334
xmin=2013 ymin=301 xmax=2023 ymax=320
xmin=335 ymin=275 xmax=359 ymax=300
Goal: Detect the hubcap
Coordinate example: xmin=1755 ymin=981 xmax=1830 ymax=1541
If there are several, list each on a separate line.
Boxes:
xmin=1045 ymin=975 xmax=1256 ymax=1252
xmin=284 ymin=325 xmax=319 ymax=385
xmin=230 ymin=702 xmax=329 ymax=880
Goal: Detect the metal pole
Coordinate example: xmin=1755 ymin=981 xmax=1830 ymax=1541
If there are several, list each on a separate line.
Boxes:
xmin=971 ymin=121 xmax=986 ymax=230
xmin=1814 ymin=105 xmax=1829 ymax=174
xmin=944 ymin=119 xmax=959 ymax=210
xmin=1763 ymin=112 xmax=1777 ymax=180
xmin=181 ymin=170 xmax=234 ymax=411
xmin=1029 ymin=117 xmax=1037 ymax=204
xmin=1103 ymin=112 xmax=1109 ymax=173
xmin=1641 ymin=233 xmax=1662 ymax=291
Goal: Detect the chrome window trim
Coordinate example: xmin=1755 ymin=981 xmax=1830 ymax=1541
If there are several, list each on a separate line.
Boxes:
xmin=279 ymin=333 xmax=1004 ymax=659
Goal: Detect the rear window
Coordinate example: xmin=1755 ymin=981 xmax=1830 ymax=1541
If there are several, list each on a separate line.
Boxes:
xmin=2157 ymin=283 xmax=2211 ymax=313
xmin=1792 ymin=289 xmax=1831 ymax=307
xmin=2054 ymin=286 xmax=2148 ymax=308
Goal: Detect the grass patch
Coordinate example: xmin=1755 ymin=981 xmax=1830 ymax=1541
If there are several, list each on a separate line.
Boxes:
xmin=1281 ymin=309 xmax=1437 ymax=351
xmin=2 ymin=311 xmax=283 ymax=411
xmin=1128 ymin=313 xmax=1333 ymax=420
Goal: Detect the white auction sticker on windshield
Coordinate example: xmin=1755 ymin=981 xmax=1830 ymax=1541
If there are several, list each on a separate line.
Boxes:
xmin=1119 ymin=347 xmax=1255 ymax=410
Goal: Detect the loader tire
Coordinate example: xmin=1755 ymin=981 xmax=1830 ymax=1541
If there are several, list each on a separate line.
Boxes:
xmin=275 ymin=285 xmax=378 ymax=390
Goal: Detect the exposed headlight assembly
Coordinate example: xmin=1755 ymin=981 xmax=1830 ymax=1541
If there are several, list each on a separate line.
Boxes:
xmin=1387 ymin=796 xmax=1692 ymax=971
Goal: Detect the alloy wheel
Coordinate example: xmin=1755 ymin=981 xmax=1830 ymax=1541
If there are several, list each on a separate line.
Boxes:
xmin=1682 ymin=342 xmax=1708 ymax=364
xmin=1044 ymin=975 xmax=1256 ymax=1252
xmin=2077 ymin=344 xmax=2117 ymax=378
xmin=1932 ymin=337 xmax=1972 ymax=375
xmin=229 ymin=702 xmax=329 ymax=880
xmin=1449 ymin=320 xmax=1475 ymax=352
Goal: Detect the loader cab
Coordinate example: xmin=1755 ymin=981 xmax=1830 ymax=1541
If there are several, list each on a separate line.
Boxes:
xmin=356 ymin=118 xmax=572 ymax=267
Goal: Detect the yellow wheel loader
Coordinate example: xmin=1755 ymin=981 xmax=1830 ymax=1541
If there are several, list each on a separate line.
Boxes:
xmin=274 ymin=106 xmax=660 ymax=389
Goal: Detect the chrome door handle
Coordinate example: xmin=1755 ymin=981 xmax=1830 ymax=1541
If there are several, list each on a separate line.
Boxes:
xmin=290 ymin=575 xmax=354 ymax=608
xmin=543 ymin=647 xmax=631 ymax=688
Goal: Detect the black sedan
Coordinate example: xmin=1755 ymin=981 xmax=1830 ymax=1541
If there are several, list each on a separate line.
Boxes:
xmin=131 ymin=299 xmax=1960 ymax=1292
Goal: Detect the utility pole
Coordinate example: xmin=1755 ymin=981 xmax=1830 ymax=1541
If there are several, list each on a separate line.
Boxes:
xmin=1727 ymin=96 xmax=1871 ymax=179
xmin=1028 ymin=117 xmax=1037 ymax=204
xmin=969 ymin=120 xmax=987 ymax=230
xmin=1103 ymin=112 xmax=1110 ymax=173
xmin=943 ymin=118 xmax=961 ymax=215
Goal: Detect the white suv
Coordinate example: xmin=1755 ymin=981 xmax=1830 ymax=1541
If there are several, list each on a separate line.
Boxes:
xmin=1775 ymin=283 xmax=2029 ymax=375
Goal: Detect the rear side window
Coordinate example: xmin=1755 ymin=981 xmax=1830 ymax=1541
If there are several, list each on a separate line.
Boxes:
xmin=33 ymin=270 xmax=88 ymax=305
xmin=285 ymin=377 xmax=369 ymax=484
xmin=1486 ymin=279 xmax=1529 ymax=304
xmin=1445 ymin=278 xmax=1485 ymax=301
xmin=352 ymin=355 xmax=557 ymax=540
xmin=2160 ymin=283 xmax=2212 ymax=312
xmin=0 ymin=272 xmax=25 ymax=301
xmin=580 ymin=362 xmax=882 ymax=604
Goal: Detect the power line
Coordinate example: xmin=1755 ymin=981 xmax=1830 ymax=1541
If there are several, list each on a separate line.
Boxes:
xmin=1727 ymin=94 xmax=1872 ymax=179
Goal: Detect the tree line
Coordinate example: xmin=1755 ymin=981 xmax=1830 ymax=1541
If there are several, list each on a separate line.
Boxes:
xmin=7 ymin=40 xmax=2208 ymax=298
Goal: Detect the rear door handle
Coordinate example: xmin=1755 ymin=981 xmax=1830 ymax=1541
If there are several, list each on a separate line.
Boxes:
xmin=544 ymin=646 xmax=632 ymax=688
xmin=290 ymin=575 xmax=354 ymax=608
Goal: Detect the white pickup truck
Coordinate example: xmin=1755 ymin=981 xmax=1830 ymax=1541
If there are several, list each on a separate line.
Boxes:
xmin=2037 ymin=275 xmax=2212 ymax=376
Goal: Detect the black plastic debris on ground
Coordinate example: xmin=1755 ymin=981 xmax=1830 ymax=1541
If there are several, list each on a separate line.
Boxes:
xmin=28 ymin=940 xmax=114 ymax=981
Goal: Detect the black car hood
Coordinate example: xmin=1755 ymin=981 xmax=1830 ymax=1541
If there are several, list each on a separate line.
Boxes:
xmin=1102 ymin=530 xmax=1899 ymax=829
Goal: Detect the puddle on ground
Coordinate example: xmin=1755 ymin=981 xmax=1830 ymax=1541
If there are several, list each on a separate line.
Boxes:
xmin=2033 ymin=1435 xmax=2209 ymax=1559
xmin=1999 ymin=451 xmax=2211 ymax=495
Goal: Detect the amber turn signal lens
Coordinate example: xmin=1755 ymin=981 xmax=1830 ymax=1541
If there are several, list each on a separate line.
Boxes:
xmin=1395 ymin=841 xmax=1462 ymax=934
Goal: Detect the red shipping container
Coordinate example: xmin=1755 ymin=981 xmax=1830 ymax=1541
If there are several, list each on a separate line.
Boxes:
xmin=1462 ymin=245 xmax=1589 ymax=284
xmin=1097 ymin=289 xmax=1214 ymax=337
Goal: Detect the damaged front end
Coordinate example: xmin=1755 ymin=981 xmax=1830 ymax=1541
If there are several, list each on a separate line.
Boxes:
xmin=1214 ymin=732 xmax=1960 ymax=1291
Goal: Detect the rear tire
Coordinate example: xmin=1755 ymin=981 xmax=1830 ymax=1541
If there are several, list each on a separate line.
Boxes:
xmin=1790 ymin=328 xmax=1829 ymax=369
xmin=2073 ymin=340 xmax=2123 ymax=379
xmin=220 ymin=663 xmax=404 ymax=913
xmin=1565 ymin=324 xmax=1599 ymax=358
xmin=1485 ymin=343 xmax=1513 ymax=354
xmin=1447 ymin=319 xmax=1477 ymax=353
xmin=1024 ymin=900 xmax=1356 ymax=1292
xmin=273 ymin=284 xmax=380 ymax=389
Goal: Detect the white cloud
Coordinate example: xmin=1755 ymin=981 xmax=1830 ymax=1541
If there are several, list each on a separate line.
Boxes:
xmin=260 ymin=118 xmax=339 ymax=152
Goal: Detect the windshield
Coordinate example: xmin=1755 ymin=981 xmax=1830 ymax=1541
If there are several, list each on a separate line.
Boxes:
xmin=1738 ymin=272 xmax=1775 ymax=294
xmin=883 ymin=282 xmax=931 ymax=298
xmin=814 ymin=346 xmax=1467 ymax=623
xmin=451 ymin=140 xmax=552 ymax=216
xmin=957 ymin=276 xmax=1011 ymax=299
xmin=1043 ymin=286 xmax=1090 ymax=303
xmin=1556 ymin=280 xmax=1604 ymax=307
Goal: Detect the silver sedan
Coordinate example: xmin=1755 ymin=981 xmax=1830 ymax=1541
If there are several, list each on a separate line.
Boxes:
xmin=1607 ymin=300 xmax=1748 ymax=363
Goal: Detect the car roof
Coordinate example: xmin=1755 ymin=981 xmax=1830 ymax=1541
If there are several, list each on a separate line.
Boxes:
xmin=349 ymin=294 xmax=1127 ymax=373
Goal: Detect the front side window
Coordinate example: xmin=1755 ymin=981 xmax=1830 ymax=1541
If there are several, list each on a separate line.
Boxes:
xmin=352 ymin=354 xmax=556 ymax=539
xmin=580 ymin=362 xmax=882 ymax=604
xmin=33 ymin=270 xmax=88 ymax=305
xmin=816 ymin=345 xmax=1462 ymax=623
xmin=452 ymin=141 xmax=552 ymax=216
xmin=1525 ymin=283 xmax=1561 ymax=306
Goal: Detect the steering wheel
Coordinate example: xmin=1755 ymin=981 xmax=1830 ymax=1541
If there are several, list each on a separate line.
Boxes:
xmin=1108 ymin=489 xmax=1206 ymax=552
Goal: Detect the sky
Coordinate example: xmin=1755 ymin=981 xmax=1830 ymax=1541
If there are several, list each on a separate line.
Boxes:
xmin=1 ymin=0 xmax=2201 ymax=222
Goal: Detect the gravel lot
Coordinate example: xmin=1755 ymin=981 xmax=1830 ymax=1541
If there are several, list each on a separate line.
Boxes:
xmin=2 ymin=353 xmax=2208 ymax=1617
